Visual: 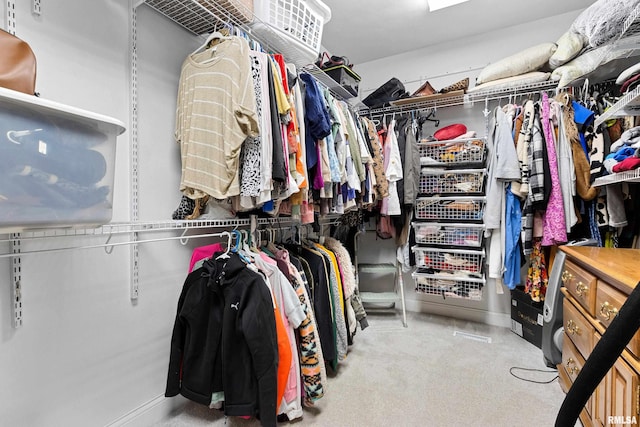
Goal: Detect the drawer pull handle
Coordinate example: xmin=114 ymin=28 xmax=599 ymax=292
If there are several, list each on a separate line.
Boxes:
xmin=562 ymin=270 xmax=573 ymax=283
xmin=599 ymin=301 xmax=619 ymax=321
xmin=575 ymin=282 xmax=588 ymax=297
xmin=566 ymin=358 xmax=580 ymax=376
xmin=566 ymin=319 xmax=581 ymax=336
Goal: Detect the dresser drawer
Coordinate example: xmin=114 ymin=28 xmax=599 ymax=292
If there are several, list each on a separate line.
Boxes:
xmin=596 ymin=280 xmax=625 ymax=328
xmin=563 ymin=260 xmax=597 ymax=316
xmin=597 ymin=280 xmax=640 ymax=360
xmin=562 ymin=335 xmax=587 ymax=385
xmin=563 ymin=335 xmax=596 ymax=423
xmin=563 ymin=298 xmax=595 ymax=358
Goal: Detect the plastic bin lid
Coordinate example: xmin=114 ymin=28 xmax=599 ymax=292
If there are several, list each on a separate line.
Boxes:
xmin=322 ymin=65 xmax=361 ymax=81
xmin=0 ymin=86 xmax=126 ymax=135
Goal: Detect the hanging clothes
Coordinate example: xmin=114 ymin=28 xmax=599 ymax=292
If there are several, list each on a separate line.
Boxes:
xmin=272 ymin=246 xmax=325 ymax=405
xmin=175 ymin=36 xmax=259 ymax=200
xmin=291 ymin=244 xmax=338 ymax=369
xmin=485 ymin=106 xmax=521 ymax=286
xmin=165 ymin=253 xmax=278 ymax=427
xmin=362 ymin=117 xmax=389 ymax=201
xmin=381 ymin=119 xmax=403 ymax=216
xmin=540 ymin=93 xmax=568 ymax=246
xmin=554 ymin=100 xmax=579 ymax=233
xmin=299 ymin=73 xmax=331 ymax=171
xmin=239 ymin=53 xmax=265 ymax=208
xmin=504 ymin=184 xmax=522 ymax=289
xmin=254 ymin=52 xmax=275 ymax=207
xmin=266 ymin=60 xmax=287 ymax=185
xmin=313 ymin=243 xmax=349 ymax=362
xmin=525 ymin=238 xmax=549 ymax=302
xmin=255 ymin=252 xmax=304 ymax=420
xmin=324 ymin=236 xmax=366 ymax=334
xmin=511 ymin=100 xmax=535 ymax=199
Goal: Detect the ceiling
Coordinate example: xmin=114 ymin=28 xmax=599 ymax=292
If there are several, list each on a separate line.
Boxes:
xmin=320 ymin=0 xmax=595 ymax=65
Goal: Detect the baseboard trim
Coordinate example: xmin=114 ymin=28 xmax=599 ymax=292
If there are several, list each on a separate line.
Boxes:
xmin=405 ymin=299 xmax=512 ymax=328
xmin=106 ymin=394 xmax=187 ymax=427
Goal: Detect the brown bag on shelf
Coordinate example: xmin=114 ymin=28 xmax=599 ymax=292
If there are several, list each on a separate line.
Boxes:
xmin=0 ymin=29 xmax=37 ymax=95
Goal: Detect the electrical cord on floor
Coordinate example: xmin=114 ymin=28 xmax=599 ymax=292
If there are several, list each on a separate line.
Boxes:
xmin=509 ymin=366 xmax=559 ymax=384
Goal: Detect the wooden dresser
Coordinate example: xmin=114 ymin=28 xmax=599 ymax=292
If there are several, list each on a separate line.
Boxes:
xmin=558 ymin=246 xmax=640 ymax=427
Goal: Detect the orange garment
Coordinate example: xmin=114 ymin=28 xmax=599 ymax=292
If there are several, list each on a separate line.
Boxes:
xmin=274 ymin=302 xmax=292 ymax=409
xmin=258 ymin=252 xmax=292 ymax=414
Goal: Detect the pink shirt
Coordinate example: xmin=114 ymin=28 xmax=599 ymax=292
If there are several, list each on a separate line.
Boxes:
xmin=188 ymin=243 xmax=224 ymax=272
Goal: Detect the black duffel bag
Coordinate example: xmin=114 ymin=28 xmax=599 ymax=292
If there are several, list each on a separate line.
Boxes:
xmin=362 ymin=77 xmax=409 ymax=109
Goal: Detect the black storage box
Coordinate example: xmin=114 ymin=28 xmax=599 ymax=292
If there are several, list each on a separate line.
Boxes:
xmin=323 ymin=65 xmax=360 ymax=97
xmin=510 ymin=287 xmax=544 ymax=349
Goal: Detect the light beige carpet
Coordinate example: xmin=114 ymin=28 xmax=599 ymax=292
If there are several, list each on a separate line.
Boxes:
xmin=156 ymin=311 xmax=577 ymax=427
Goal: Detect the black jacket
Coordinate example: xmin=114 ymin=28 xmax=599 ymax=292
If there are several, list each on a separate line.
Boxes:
xmin=165 ymin=253 xmax=278 ymax=427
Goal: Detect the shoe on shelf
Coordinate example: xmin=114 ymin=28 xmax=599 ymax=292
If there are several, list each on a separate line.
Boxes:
xmin=411 ymin=81 xmax=437 ymax=97
xmin=439 ymin=77 xmax=469 ymax=94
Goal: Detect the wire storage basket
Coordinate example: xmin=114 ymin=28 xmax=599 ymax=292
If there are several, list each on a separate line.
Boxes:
xmin=419 ymin=168 xmax=486 ymax=195
xmin=413 ymin=246 xmax=485 ymax=274
xmin=412 ymin=222 xmax=484 ymax=248
xmin=418 ymin=137 xmax=486 ymax=167
xmin=251 ymin=0 xmax=331 ymax=66
xmin=413 ymin=270 xmax=484 ymax=300
xmin=415 ymin=196 xmax=485 ymax=222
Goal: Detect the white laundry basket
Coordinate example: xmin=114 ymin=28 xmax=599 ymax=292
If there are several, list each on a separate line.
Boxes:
xmin=251 ymin=0 xmax=331 ymax=66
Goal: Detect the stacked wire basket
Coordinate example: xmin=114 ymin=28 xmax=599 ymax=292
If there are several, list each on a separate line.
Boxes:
xmin=412 ymin=137 xmax=487 ymax=300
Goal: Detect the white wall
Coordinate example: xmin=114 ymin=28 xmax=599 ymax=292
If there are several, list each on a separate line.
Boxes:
xmin=0 ymin=1 xmax=205 ymax=426
xmin=355 ymin=10 xmax=585 ymax=327
xmin=356 ymin=10 xmax=584 ymax=97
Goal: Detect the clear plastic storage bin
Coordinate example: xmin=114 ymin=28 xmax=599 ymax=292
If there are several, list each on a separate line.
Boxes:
xmin=0 ymin=87 xmax=125 ymax=231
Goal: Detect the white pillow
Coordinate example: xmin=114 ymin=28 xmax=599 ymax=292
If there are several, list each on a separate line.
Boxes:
xmin=552 ymin=46 xmax=635 ymax=88
xmin=476 ymin=43 xmax=557 ymax=85
xmin=467 ymin=72 xmax=551 ymax=94
xmin=616 ymin=62 xmax=640 ymax=85
xmin=549 ymin=31 xmax=586 ymax=69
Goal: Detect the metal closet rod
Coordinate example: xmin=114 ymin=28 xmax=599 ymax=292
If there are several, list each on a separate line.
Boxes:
xmin=0 ymin=220 xmax=249 ymax=244
xmin=0 ymin=231 xmax=234 ymax=259
xmin=0 ymin=217 xmax=302 ymax=258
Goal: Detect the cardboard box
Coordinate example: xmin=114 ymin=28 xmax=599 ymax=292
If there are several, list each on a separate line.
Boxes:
xmin=510 ymin=287 xmax=544 ymax=349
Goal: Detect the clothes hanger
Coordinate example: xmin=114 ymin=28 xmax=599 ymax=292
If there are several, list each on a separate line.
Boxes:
xmin=215 ymin=231 xmax=232 ymax=260
xmin=191 ymin=29 xmax=233 ymax=56
xmin=232 ymin=229 xmax=242 ymax=252
xmin=237 ymin=229 xmax=258 ymax=263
